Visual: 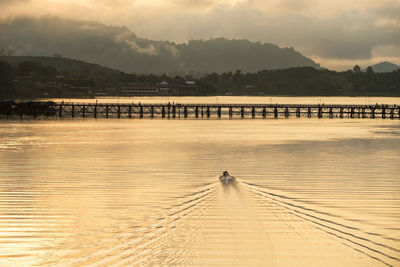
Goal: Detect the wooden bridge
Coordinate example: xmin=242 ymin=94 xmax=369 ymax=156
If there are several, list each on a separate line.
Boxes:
xmin=1 ymin=102 xmax=400 ymax=119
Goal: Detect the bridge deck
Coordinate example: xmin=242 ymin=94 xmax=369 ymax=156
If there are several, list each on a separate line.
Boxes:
xmin=1 ymin=102 xmax=399 ymax=119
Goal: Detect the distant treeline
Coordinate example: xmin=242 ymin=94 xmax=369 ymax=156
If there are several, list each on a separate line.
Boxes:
xmin=1 ymin=58 xmax=400 ymax=98
xmin=200 ymin=67 xmax=400 ymax=96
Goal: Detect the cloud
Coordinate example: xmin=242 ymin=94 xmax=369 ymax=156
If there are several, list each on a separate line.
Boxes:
xmin=0 ymin=17 xmax=322 ymax=73
xmin=171 ymin=0 xmax=215 ymax=8
xmin=0 ymin=0 xmax=399 ymax=70
xmin=0 ymin=16 xmax=177 ymax=58
xmin=277 ymin=0 xmax=316 ymax=11
xmin=0 ymin=0 xmax=29 ymax=6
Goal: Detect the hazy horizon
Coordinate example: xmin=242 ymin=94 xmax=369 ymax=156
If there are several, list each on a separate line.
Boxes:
xmin=1 ymin=0 xmax=400 ymax=71
xmin=1 ymin=2 xmax=399 ymax=265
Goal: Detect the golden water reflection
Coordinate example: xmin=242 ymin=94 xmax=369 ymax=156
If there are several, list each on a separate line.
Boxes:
xmin=0 ymin=118 xmax=399 ymax=266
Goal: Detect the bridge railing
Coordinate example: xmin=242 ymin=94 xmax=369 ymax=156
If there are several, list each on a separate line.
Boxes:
xmin=1 ymin=102 xmax=399 ymax=119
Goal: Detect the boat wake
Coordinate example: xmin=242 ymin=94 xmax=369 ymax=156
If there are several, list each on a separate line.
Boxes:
xmin=46 ymin=182 xmax=219 ymax=266
xmin=241 ymin=181 xmax=400 ymax=267
xmin=45 ymin=175 xmax=399 ymax=267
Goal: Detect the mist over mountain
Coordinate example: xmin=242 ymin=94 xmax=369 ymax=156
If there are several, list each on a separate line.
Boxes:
xmin=368 ymin=62 xmax=400 ymax=73
xmin=0 ymin=17 xmax=320 ymax=74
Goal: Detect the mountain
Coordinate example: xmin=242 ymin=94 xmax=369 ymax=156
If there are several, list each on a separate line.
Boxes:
xmin=1 ymin=56 xmax=122 ymax=77
xmin=368 ymin=62 xmax=400 ymax=73
xmin=0 ymin=17 xmax=320 ymax=74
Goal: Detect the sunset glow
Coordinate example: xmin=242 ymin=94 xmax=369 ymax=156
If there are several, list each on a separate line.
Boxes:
xmin=1 ymin=0 xmax=399 ymax=70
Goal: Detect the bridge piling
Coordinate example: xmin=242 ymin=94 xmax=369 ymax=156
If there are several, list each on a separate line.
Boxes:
xmin=32 ymin=106 xmax=37 ymax=119
xmin=7 ymin=105 xmax=12 ymax=118
xmin=59 ymin=104 xmax=63 ymax=118
xmin=6 ymin=102 xmax=399 ymax=120
xmin=6 ymin=105 xmax=10 ymax=119
xmin=19 ymin=107 xmax=23 ymax=119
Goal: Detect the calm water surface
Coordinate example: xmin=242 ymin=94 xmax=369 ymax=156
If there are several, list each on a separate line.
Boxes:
xmin=0 ymin=97 xmax=400 ymax=266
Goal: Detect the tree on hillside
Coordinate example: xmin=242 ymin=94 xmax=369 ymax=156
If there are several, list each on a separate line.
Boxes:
xmin=353 ymin=65 xmax=361 ymax=73
xmin=53 ymin=53 xmax=63 ymax=58
xmin=17 ymin=61 xmax=42 ymax=75
xmin=0 ymin=61 xmax=15 ymax=99
xmin=0 ymin=49 xmax=15 ymax=56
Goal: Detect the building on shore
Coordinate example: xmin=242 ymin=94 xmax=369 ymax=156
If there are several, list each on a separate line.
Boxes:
xmin=35 ymin=77 xmax=93 ymax=97
xmin=120 ymin=83 xmax=159 ymax=95
xmin=119 ymin=78 xmax=201 ymax=96
xmin=157 ymin=78 xmax=200 ymax=95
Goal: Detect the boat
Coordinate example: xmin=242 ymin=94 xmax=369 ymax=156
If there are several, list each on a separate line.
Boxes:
xmin=219 ymin=171 xmax=236 ymax=184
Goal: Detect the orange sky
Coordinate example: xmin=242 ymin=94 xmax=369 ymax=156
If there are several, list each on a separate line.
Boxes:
xmin=1 ymin=0 xmax=400 ymax=70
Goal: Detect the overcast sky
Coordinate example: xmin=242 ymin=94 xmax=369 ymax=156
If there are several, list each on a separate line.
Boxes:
xmin=1 ymin=0 xmax=399 ymax=70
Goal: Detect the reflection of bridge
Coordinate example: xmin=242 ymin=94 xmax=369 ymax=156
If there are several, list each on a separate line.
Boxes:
xmin=2 ymin=102 xmax=400 ymax=119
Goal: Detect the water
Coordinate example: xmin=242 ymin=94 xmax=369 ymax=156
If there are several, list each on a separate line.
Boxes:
xmin=0 ymin=97 xmax=400 ymax=266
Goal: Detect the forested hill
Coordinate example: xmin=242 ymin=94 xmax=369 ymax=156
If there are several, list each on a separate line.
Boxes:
xmin=1 ymin=57 xmax=399 ymax=98
xmin=2 ymin=56 xmax=122 ymax=77
xmin=0 ymin=17 xmax=320 ymax=74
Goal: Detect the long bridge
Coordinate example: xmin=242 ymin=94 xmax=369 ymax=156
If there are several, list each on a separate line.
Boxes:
xmin=1 ymin=102 xmax=400 ymax=119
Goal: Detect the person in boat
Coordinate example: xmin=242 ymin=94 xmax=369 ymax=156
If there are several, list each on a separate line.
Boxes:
xmin=220 ymin=171 xmax=235 ymax=183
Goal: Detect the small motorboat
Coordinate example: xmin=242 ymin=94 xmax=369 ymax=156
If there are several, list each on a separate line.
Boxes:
xmin=219 ymin=171 xmax=236 ymax=184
